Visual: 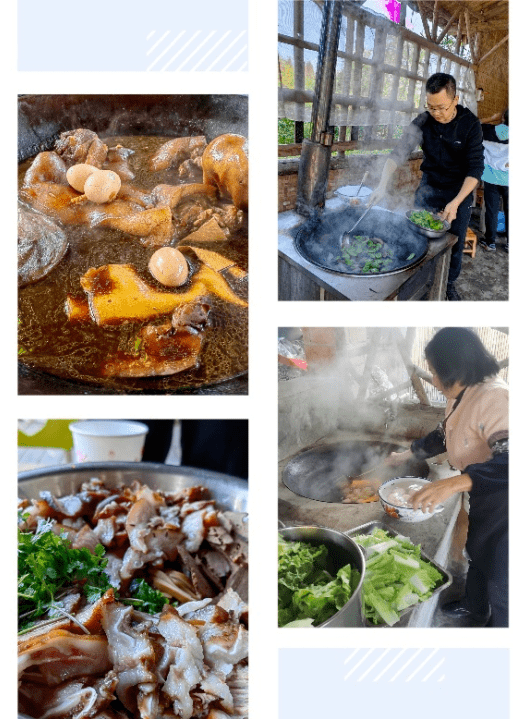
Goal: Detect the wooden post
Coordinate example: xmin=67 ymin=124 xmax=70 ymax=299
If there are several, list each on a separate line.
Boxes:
xmin=432 ymin=0 xmax=439 ymax=42
xmin=416 ymin=1 xmax=432 ymax=43
xmin=436 ymin=10 xmax=458 ymax=46
xmin=464 ymin=9 xmax=477 ymax=65
xmin=395 ymin=329 xmax=431 ymax=406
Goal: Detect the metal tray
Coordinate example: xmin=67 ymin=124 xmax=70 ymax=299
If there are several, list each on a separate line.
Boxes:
xmin=344 ymin=520 xmax=452 ymax=627
xmin=18 ymin=461 xmax=248 ymax=513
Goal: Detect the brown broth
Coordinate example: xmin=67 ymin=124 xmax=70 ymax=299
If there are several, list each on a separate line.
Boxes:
xmin=18 ymin=135 xmax=248 ymax=391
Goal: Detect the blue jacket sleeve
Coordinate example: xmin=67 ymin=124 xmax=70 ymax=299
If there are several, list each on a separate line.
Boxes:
xmin=464 ymin=451 xmax=508 ymax=497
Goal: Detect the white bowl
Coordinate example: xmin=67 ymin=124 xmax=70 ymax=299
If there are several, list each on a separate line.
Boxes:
xmin=378 ymin=476 xmax=444 ymax=523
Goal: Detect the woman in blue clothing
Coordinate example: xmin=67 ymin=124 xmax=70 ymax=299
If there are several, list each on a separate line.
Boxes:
xmin=479 ymin=109 xmax=509 ymax=253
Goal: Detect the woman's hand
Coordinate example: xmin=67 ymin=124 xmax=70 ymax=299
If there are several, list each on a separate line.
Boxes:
xmin=384 ymin=449 xmax=413 ymax=467
xmin=411 ymin=474 xmax=473 ymax=513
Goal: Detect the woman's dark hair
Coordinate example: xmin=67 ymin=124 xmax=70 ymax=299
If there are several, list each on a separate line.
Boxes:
xmin=425 ymin=328 xmax=500 ymax=388
xmin=503 ymin=108 xmax=509 ymax=126
xmin=426 ymin=73 xmax=457 ymax=98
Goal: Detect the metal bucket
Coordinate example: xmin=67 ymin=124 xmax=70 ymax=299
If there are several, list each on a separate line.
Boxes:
xmin=279 ymin=525 xmax=365 ymax=627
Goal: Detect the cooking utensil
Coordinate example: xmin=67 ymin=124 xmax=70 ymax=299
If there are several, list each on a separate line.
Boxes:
xmin=355 ymin=171 xmax=368 ymax=198
xmin=279 ymin=526 xmax=365 ymax=627
xmin=405 ymin=209 xmax=450 ymax=240
xmin=282 ymin=440 xmax=429 ymax=503
xmin=348 ymin=459 xmax=386 ymax=482
xmin=18 ymin=461 xmax=248 ymax=513
xmin=378 ymin=476 xmax=445 ymax=523
xmin=294 ymin=207 xmax=428 ymax=277
xmin=342 ymin=203 xmax=374 ymax=239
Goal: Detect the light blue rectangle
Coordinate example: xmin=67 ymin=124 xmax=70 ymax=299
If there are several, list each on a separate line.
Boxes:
xmin=18 ymin=0 xmax=248 ymax=71
xmin=280 ymin=648 xmax=509 ymax=718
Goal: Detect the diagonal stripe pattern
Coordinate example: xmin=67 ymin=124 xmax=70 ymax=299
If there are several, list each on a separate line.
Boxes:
xmin=343 ymin=649 xmax=447 ymax=683
xmin=146 ymin=30 xmax=248 ymax=71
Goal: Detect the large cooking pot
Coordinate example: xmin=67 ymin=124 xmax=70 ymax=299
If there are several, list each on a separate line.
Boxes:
xmin=282 ymin=440 xmax=429 ymax=503
xmin=279 ymin=525 xmax=365 ymax=627
xmin=294 ymin=206 xmax=429 ymax=276
xmin=18 ymin=461 xmax=248 ymax=512
xmin=18 ymin=95 xmax=248 ymax=395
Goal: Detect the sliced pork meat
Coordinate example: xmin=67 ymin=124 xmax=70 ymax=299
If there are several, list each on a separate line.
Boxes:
xmin=101 ymin=603 xmax=157 ymax=713
xmin=18 ymin=629 xmax=112 ymax=685
xmin=18 ymin=479 xmax=248 ymax=719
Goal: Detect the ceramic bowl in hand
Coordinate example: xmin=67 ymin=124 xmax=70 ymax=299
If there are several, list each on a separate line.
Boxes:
xmin=378 ymin=476 xmax=445 ymax=523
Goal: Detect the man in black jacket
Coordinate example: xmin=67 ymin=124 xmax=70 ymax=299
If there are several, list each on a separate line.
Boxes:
xmin=369 ymin=73 xmax=484 ymax=301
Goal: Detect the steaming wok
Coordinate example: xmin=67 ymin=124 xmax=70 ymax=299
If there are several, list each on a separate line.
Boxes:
xmin=18 ymin=95 xmax=248 ymax=394
xmin=282 ymin=440 xmax=429 ymax=503
xmin=294 ymin=207 xmax=429 ymax=276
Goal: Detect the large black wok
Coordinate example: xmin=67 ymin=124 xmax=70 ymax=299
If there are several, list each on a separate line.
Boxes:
xmin=282 ymin=440 xmax=429 ymax=503
xmin=294 ymin=206 xmax=430 ymax=276
xmin=18 ymin=95 xmax=248 ymax=395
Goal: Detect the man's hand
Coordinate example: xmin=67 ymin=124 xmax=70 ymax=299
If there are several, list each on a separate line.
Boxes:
xmin=440 ymin=199 xmax=460 ymax=224
xmin=367 ymin=184 xmax=386 ymax=208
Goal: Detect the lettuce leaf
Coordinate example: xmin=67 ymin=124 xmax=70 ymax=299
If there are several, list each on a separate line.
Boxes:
xmin=278 ymin=535 xmax=360 ymax=627
xmin=354 ymin=529 xmax=444 ymax=625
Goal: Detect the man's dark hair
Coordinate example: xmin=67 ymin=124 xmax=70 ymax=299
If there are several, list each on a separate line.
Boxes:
xmin=503 ymin=108 xmax=509 ymax=126
xmin=424 ymin=327 xmax=500 ymax=389
xmin=426 ymin=73 xmax=457 ymax=98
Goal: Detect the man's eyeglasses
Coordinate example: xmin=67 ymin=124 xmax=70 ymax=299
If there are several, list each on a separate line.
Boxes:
xmin=424 ymin=98 xmax=456 ymax=114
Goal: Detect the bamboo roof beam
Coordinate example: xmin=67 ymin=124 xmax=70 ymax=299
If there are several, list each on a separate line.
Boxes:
xmin=464 ymin=9 xmax=477 ymax=64
xmin=432 ymin=0 xmax=439 ymax=42
xmin=416 ymin=1 xmax=433 ymax=43
xmin=436 ymin=10 xmax=459 ymax=46
xmin=477 ymin=34 xmax=508 ymax=66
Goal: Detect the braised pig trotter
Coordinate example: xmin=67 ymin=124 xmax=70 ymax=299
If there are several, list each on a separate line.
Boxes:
xmin=149 ymin=136 xmax=207 ymax=172
xmin=202 ymin=134 xmax=248 ymax=211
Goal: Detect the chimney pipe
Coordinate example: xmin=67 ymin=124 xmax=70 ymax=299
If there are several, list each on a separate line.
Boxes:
xmin=296 ymin=1 xmax=343 ymax=217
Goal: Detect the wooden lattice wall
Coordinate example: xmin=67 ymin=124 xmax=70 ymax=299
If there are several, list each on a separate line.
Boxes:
xmin=279 ymin=0 xmax=476 ymax=155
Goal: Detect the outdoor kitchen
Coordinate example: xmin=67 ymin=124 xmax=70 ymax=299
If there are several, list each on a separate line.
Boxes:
xmin=278 ymin=1 xmax=509 ymax=301
xmin=278 ymin=327 xmax=509 ymax=627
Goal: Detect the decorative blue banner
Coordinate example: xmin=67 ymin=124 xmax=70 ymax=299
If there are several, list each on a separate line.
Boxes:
xmin=18 ymin=0 xmax=248 ymax=71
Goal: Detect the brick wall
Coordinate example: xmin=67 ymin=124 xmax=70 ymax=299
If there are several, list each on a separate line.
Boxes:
xmin=279 ymin=156 xmax=423 ymax=212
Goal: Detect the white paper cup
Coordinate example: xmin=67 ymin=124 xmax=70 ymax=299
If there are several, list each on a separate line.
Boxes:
xmin=69 ymin=421 xmax=149 ymax=463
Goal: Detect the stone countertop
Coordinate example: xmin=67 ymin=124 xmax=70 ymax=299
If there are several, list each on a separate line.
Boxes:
xmin=278 ymin=201 xmax=456 ymax=301
xmin=278 ymin=429 xmax=460 ymax=626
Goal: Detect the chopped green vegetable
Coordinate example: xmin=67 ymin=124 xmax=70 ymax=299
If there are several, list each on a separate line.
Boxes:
xmin=124 ymin=578 xmax=172 ymax=615
xmin=18 ymin=519 xmax=172 ymax=631
xmin=354 ymin=528 xmax=443 ymax=626
xmin=18 ymin=521 xmax=111 ymax=631
xmin=409 ymin=210 xmax=444 ymax=231
xmin=278 ymin=534 xmax=360 ymax=627
xmin=339 ymin=235 xmax=396 ymax=274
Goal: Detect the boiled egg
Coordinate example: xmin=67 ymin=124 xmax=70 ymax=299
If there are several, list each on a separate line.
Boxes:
xmin=148 ymin=247 xmax=189 ymax=287
xmin=66 ymin=163 xmax=99 ymax=192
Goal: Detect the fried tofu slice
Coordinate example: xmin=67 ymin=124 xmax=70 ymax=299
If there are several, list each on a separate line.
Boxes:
xmin=181 ymin=218 xmax=227 ymax=244
xmin=68 ymin=263 xmax=247 ymax=326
